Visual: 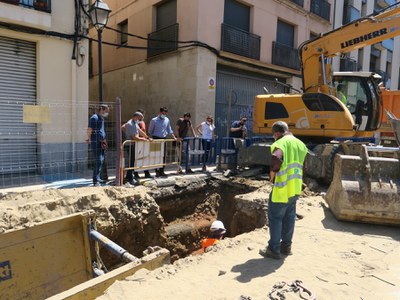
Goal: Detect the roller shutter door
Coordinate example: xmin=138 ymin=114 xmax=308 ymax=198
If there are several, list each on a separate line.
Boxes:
xmin=0 ymin=36 xmax=37 ymax=174
xmin=215 ymin=66 xmax=285 ymax=137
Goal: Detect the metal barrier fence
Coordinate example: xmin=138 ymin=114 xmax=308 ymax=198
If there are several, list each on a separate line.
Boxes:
xmin=0 ymin=94 xmax=274 ymax=189
xmin=0 ymin=98 xmax=119 ymax=189
xmin=120 ymin=136 xmax=263 ymax=180
xmin=119 ymin=139 xmax=181 ymax=185
xmin=182 ymin=137 xmax=217 ymax=171
xmin=217 ymin=137 xmax=239 ymax=170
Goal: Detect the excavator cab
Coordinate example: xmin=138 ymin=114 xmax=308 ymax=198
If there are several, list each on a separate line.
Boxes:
xmin=332 ymin=72 xmax=382 ymax=133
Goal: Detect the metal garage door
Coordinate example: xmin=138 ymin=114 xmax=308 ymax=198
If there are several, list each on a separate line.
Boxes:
xmin=215 ymin=66 xmax=285 ymax=138
xmin=0 ymin=36 xmax=37 ymax=174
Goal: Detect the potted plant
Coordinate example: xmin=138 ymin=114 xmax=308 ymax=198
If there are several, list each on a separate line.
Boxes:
xmin=33 ymin=0 xmax=48 ymax=11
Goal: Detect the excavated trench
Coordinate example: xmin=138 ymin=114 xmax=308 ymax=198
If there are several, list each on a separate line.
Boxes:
xmin=94 ymin=176 xmax=269 ymax=267
xmin=150 ymin=178 xmax=267 ymax=261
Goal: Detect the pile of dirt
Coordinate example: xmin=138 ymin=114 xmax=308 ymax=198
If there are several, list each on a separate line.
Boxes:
xmin=0 ymin=186 xmax=166 ymax=267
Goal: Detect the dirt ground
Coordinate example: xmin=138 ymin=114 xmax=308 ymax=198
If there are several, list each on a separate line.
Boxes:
xmin=0 ymin=174 xmax=399 ymax=299
xmin=97 ymin=193 xmax=400 ymax=300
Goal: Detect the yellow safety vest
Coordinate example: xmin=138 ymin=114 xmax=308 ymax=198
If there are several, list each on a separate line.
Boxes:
xmin=271 ymin=135 xmax=308 ymax=203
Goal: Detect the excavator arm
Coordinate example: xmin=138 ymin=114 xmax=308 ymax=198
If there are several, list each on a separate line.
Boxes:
xmin=300 ymin=2 xmax=400 ymax=94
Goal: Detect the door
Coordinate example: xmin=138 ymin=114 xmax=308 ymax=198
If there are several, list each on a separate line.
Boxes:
xmin=0 ymin=36 xmax=37 ymax=174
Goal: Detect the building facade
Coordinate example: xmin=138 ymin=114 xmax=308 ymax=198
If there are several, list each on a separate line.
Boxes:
xmin=332 ymin=0 xmax=400 ymax=89
xmin=0 ymin=0 xmax=90 ymax=185
xmin=90 ymin=0 xmax=333 ymax=137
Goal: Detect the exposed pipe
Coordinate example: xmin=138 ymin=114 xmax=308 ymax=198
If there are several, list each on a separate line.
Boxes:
xmin=321 ymin=53 xmax=327 ymax=86
xmin=92 ymin=262 xmax=105 ymax=277
xmin=90 ymin=230 xmax=139 ymax=262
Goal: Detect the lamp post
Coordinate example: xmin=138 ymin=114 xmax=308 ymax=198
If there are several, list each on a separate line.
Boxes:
xmin=89 ymin=0 xmax=111 ymax=104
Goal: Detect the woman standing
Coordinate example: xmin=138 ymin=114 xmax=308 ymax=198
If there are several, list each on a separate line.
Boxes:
xmin=196 ymin=115 xmax=216 ymax=171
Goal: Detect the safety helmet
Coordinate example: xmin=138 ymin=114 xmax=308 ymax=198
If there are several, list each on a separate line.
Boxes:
xmin=210 ymin=220 xmax=226 ymax=234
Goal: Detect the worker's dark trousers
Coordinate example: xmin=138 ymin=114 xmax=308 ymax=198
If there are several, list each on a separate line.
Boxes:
xmin=91 ymin=143 xmax=105 ymax=184
xmin=125 ymin=144 xmax=136 ymax=183
xmin=202 ymin=139 xmax=211 ymax=166
xmin=267 ymin=192 xmax=298 ymax=254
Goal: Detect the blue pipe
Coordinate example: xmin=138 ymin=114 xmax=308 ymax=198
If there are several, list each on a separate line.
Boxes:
xmin=90 ymin=230 xmax=139 ymax=262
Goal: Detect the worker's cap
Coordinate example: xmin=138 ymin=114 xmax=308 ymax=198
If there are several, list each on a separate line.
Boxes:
xmin=240 ymin=117 xmax=247 ymax=121
xmin=133 ymin=111 xmax=144 ymax=118
xmin=99 ymin=104 xmax=109 ymax=109
xmin=210 ymin=220 xmax=226 ymax=234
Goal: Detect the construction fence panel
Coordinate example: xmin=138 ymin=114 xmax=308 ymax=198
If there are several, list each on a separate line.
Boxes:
xmin=120 ymin=139 xmax=181 ymax=184
xmin=182 ymin=137 xmax=218 ymax=171
xmin=0 ymin=100 xmax=119 ymax=189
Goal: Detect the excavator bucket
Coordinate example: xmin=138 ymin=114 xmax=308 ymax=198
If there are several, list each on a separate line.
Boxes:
xmin=325 ymin=145 xmax=400 ymax=226
xmin=386 ymin=110 xmax=400 ymax=146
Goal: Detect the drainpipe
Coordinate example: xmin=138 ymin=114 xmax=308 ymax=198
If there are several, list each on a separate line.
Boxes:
xmin=115 ymin=97 xmax=122 ymax=185
xmin=71 ymin=60 xmax=77 ymax=171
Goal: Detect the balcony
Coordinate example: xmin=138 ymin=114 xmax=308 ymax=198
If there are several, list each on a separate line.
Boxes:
xmin=340 ymin=58 xmax=360 ymax=71
xmin=221 ymin=23 xmax=261 ymax=60
xmin=291 ymin=0 xmax=304 ymax=7
xmin=0 ymin=0 xmax=51 ymax=13
xmin=272 ymin=41 xmax=300 ymax=70
xmin=310 ymin=0 xmax=330 ymax=21
xmin=343 ymin=4 xmax=360 ymax=25
xmin=147 ymin=23 xmax=179 ymax=58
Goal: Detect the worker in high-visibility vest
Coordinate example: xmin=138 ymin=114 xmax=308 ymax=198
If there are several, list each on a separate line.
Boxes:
xmin=259 ymin=121 xmax=308 ymax=260
xmin=202 ymin=220 xmax=226 ymax=252
xmin=337 ymin=84 xmax=348 ymax=105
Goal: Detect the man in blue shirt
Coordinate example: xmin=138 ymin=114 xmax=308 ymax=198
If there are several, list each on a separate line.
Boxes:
xmin=229 ymin=116 xmax=247 ymax=138
xmin=148 ymin=107 xmax=177 ymax=177
xmin=87 ymin=104 xmax=109 ymax=186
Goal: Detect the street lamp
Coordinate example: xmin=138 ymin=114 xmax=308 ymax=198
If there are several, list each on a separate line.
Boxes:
xmin=89 ymin=0 xmax=111 ymax=104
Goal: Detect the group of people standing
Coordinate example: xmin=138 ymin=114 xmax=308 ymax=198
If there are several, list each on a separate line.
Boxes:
xmin=87 ymin=105 xmax=252 ymax=186
xmin=131 ymin=108 xmax=218 ymax=178
xmin=88 ymin=105 xmax=222 ymax=186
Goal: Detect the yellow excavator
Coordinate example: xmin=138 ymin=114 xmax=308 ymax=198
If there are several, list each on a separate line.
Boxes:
xmin=252 ymin=3 xmax=400 ymax=225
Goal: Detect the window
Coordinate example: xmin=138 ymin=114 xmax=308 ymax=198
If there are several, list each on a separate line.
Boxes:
xmin=148 ymin=0 xmax=178 ymax=58
xmin=156 ymin=0 xmax=177 ymax=30
xmin=310 ymin=32 xmax=319 ymax=40
xmin=119 ymin=20 xmax=128 ymax=46
xmin=265 ymin=102 xmax=289 ymax=120
xmin=369 ymin=54 xmax=379 ymax=71
xmin=343 ymin=2 xmax=360 ymax=25
xmin=277 ymin=20 xmax=294 ymax=47
xmin=310 ymin=0 xmax=331 ymax=21
xmin=291 ymin=0 xmax=304 ymax=7
xmin=224 ymin=0 xmax=250 ymax=32
xmin=303 ymin=94 xmax=344 ymax=111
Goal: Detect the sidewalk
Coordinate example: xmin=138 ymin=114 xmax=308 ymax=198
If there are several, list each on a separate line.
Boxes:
xmin=1 ymin=165 xmax=219 ymax=194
